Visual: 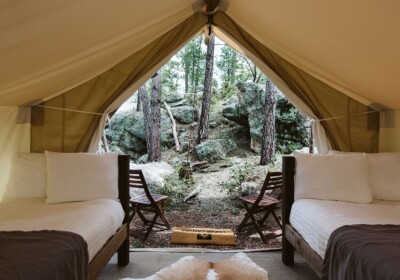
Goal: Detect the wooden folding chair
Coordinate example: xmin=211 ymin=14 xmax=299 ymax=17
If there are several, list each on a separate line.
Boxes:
xmin=237 ymin=171 xmax=283 ymax=243
xmin=128 ymin=169 xmax=171 ymax=241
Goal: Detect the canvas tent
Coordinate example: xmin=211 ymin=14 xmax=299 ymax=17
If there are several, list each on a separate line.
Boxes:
xmin=1 ymin=0 xmax=399 ymax=197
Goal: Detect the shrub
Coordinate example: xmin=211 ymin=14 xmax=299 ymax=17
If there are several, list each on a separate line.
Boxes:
xmin=151 ymin=172 xmax=194 ymax=211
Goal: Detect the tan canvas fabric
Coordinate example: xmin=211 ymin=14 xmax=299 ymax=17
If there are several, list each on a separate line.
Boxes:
xmin=0 ymin=0 xmax=194 ymax=106
xmin=0 ymin=107 xmax=31 ymax=199
xmin=213 ymin=12 xmax=379 ymax=152
xmin=2 ymin=1 xmax=400 ymax=109
xmin=31 ymin=9 xmax=379 ymax=153
xmin=31 ymin=12 xmax=208 ymax=152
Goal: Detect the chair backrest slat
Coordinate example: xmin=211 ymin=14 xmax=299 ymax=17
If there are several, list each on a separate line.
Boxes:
xmin=256 ymin=171 xmax=283 ymax=204
xmin=129 ymin=169 xmax=157 ymax=205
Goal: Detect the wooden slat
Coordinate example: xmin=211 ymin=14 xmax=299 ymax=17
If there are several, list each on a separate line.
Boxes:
xmin=129 ymin=170 xmax=145 ymax=189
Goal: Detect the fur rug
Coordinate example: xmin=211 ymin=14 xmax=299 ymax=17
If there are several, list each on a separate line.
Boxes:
xmin=121 ymin=252 xmax=269 ymax=280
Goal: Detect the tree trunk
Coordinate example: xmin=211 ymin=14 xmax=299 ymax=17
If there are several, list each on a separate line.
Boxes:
xmin=184 ymin=69 xmax=189 ymax=93
xmin=138 ymin=86 xmax=152 ymax=156
xmin=309 ymin=124 xmax=314 ymax=154
xmin=102 ymin=130 xmax=110 ymax=153
xmin=164 ymin=102 xmax=180 ymax=152
xmin=196 ymin=35 xmax=215 ymax=144
xmin=136 ymin=91 xmax=142 ymax=111
xmin=260 ymin=79 xmax=277 ymax=165
xmin=148 ymin=71 xmax=162 ymax=162
xmin=231 ymin=51 xmax=236 ymax=82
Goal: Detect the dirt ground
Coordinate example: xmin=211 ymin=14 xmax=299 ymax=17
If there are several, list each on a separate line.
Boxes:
xmin=129 ymin=208 xmax=282 ymax=250
xmin=128 ymin=155 xmax=283 ymax=250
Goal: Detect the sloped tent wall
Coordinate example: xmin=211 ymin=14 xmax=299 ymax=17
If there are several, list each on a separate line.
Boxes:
xmin=31 ymin=13 xmax=209 ymax=152
xmin=212 ymin=12 xmax=379 ymax=152
xmin=0 ymin=107 xmax=31 ymax=197
xmin=31 ymin=11 xmax=379 ymax=154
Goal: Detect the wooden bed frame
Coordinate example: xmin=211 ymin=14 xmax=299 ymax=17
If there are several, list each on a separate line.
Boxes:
xmin=281 ymin=156 xmax=323 ymax=278
xmin=88 ymin=154 xmax=130 ymax=280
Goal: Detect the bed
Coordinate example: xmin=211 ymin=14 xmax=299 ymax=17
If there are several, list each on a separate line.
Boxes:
xmin=0 ymin=153 xmax=130 ymax=280
xmin=281 ymin=153 xmax=400 ymax=279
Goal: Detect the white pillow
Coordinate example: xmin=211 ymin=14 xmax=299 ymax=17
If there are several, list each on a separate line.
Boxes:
xmin=45 ymin=151 xmax=119 ymax=203
xmin=364 ymin=153 xmax=400 ymax=201
xmin=4 ymin=153 xmax=47 ymax=199
xmin=294 ymin=152 xmax=372 ymax=203
xmin=329 ymin=150 xmax=400 ymax=201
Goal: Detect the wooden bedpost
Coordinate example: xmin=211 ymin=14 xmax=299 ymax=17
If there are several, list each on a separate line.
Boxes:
xmin=282 ymin=156 xmax=295 ymax=265
xmin=118 ymin=155 xmax=130 ymax=266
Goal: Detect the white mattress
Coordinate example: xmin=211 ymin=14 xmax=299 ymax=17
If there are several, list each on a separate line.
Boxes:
xmin=0 ymin=198 xmax=124 ymax=261
xmin=290 ymin=199 xmax=400 ymax=258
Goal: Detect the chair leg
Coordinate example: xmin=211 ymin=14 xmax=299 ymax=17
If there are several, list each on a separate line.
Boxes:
xmin=136 ymin=208 xmax=148 ymax=224
xmin=156 ymin=202 xmax=171 ymax=229
xmin=271 ymin=209 xmax=283 ymax=230
xmin=143 ymin=213 xmax=159 ymax=241
xmin=258 ymin=208 xmax=273 ymax=226
xmin=245 ymin=207 xmax=268 ymax=243
xmin=158 ymin=212 xmax=171 ymax=229
xmin=237 ymin=213 xmax=251 ymax=231
xmin=128 ymin=206 xmax=136 ymax=224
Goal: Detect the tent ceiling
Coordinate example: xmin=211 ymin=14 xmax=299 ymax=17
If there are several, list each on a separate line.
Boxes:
xmin=1 ymin=0 xmax=399 ymax=109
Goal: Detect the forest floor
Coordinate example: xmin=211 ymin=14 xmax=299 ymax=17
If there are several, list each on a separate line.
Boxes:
xmin=128 ymin=153 xmax=283 ymax=251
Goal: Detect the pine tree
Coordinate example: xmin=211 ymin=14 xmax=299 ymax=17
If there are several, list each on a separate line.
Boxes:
xmin=196 ymin=35 xmax=215 ymax=144
xmin=260 ymin=79 xmax=277 ymax=165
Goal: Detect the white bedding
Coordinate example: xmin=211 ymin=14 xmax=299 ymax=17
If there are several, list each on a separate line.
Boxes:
xmin=290 ymin=199 xmax=400 ymax=258
xmin=0 ymin=198 xmax=125 ymax=261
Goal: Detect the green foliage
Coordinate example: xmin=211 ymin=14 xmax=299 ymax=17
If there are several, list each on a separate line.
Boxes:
xmin=151 ymin=172 xmax=193 ymax=211
xmin=219 ymin=82 xmax=237 ymax=99
xmin=275 ymin=93 xmax=310 ymax=154
xmin=161 ymin=59 xmax=181 ymax=94
xmin=235 ymin=55 xmax=266 ymax=84
xmin=216 ymin=45 xmax=238 ymax=85
xmin=177 ymin=35 xmax=206 ymax=93
xmin=232 ymin=162 xmax=252 ymax=185
xmin=105 ymin=39 xmax=309 ymax=161
xmin=216 ymin=44 xmax=266 ymax=98
xmin=223 ymin=162 xmax=254 ymax=197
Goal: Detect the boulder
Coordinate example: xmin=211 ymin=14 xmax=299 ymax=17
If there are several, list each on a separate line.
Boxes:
xmin=168 ymin=99 xmax=191 ymax=108
xmin=164 ymin=92 xmax=185 ymax=103
xmin=170 ymin=106 xmax=198 ymax=124
xmin=106 ymin=111 xmax=174 ymax=159
xmin=240 ymin=82 xmax=265 ymax=143
xmin=222 ymin=95 xmax=248 ymax=126
xmin=126 ymin=111 xmax=173 ymax=146
xmin=130 ymin=161 xmax=174 ymax=187
xmin=222 ymin=82 xmax=266 ymax=147
xmin=240 ymin=182 xmax=259 ymax=195
xmin=178 ymin=132 xmax=190 ymax=152
xmin=195 ymin=139 xmax=237 ymax=163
